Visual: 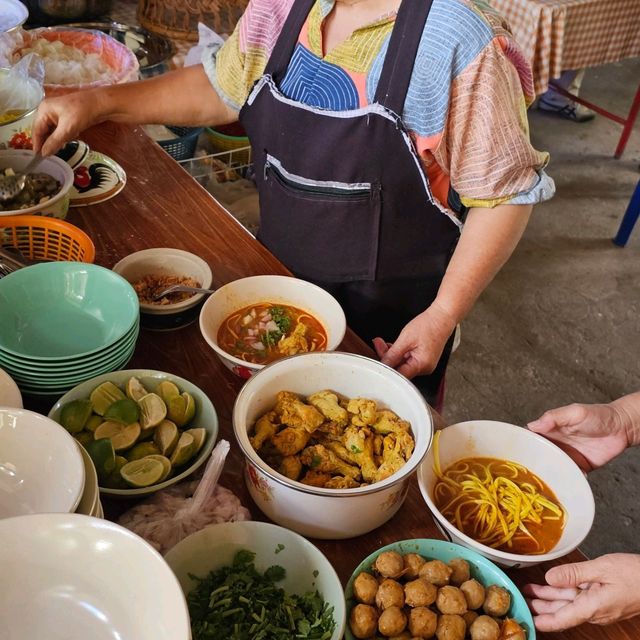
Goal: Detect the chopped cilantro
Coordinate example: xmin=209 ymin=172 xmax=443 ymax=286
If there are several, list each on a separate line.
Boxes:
xmin=262 ymin=330 xmax=282 ymax=348
xmin=312 ymin=570 xmax=319 ymax=578
xmin=270 ymin=306 xmax=292 ymax=334
xmin=275 ymin=543 xmax=285 ymax=554
xmin=310 ymin=455 xmax=322 ymax=468
xmin=349 ymin=444 xmax=362 ymax=454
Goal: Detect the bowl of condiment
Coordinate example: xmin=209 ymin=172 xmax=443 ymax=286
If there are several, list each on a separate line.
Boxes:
xmin=0 ymin=69 xmax=44 ymax=151
xmin=199 ymin=274 xmax=346 ymax=379
xmin=417 ymin=421 xmax=595 ymax=568
xmin=112 ymin=248 xmax=213 ymax=316
xmin=233 ymin=351 xmax=433 ymax=539
xmin=164 ymin=520 xmax=346 ymax=640
xmin=0 ymin=149 xmax=73 ymax=217
xmin=345 ymin=538 xmax=534 ymax=640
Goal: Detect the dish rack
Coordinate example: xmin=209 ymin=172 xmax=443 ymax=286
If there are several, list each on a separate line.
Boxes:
xmin=178 ymin=145 xmax=253 ymax=184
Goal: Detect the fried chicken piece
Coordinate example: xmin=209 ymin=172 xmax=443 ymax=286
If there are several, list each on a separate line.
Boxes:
xmin=300 ymin=469 xmax=333 ymax=487
xmin=319 ymin=438 xmax=359 ymax=464
xmin=374 ymin=433 xmax=409 ymax=482
xmin=278 ymin=455 xmax=303 ymax=480
xmin=271 ymin=425 xmax=311 ymax=456
xmin=308 ymin=390 xmax=349 ymax=427
xmin=301 ymin=444 xmax=361 ymax=480
xmin=275 ymin=391 xmax=324 ymax=432
xmin=315 ymin=420 xmax=345 ymax=441
xmin=325 ymin=475 xmax=360 ymax=489
xmin=250 ymin=410 xmax=279 ymax=450
xmin=372 ymin=409 xmax=411 ymax=435
xmin=342 ymin=425 xmax=378 ymax=483
xmin=277 ymin=322 xmax=309 ymax=356
xmin=347 ymin=398 xmax=378 ymax=427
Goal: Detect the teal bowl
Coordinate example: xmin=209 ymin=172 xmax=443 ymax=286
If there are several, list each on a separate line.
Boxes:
xmin=344 ymin=538 xmax=535 ymax=640
xmin=0 ymin=262 xmax=139 ymax=360
xmin=49 ymin=369 xmax=219 ymax=497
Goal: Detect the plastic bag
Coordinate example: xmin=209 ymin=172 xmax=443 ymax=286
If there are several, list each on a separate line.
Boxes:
xmin=0 ymin=53 xmax=44 ymax=122
xmin=118 ymin=440 xmax=251 ymax=554
xmin=185 ymin=23 xmax=225 ymax=67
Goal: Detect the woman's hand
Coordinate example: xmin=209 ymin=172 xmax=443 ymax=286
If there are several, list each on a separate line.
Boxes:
xmin=373 ymin=303 xmax=456 ymax=378
xmin=527 ymin=402 xmax=631 ymax=471
xmin=524 ymin=554 xmax=640 ymax=631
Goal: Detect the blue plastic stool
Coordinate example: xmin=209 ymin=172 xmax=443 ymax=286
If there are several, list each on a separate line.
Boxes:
xmin=613 ymin=179 xmax=640 ymax=247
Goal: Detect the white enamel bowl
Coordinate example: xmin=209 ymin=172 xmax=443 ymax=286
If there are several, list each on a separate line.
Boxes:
xmin=233 ymin=351 xmax=433 ymax=539
xmin=418 ymin=420 xmax=595 ymax=568
xmin=0 ymin=367 xmax=22 ymax=407
xmin=0 ymin=407 xmax=85 ymax=518
xmin=0 ymin=513 xmax=190 ymax=640
xmin=199 ymin=275 xmax=346 ymax=379
xmin=164 ymin=521 xmax=346 ymax=640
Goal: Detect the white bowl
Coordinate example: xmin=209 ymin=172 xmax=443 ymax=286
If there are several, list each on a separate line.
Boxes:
xmin=0 ymin=407 xmax=85 ymax=518
xmin=200 ymin=275 xmax=347 ymax=379
xmin=164 ymin=521 xmax=346 ymax=640
xmin=233 ymin=351 xmax=433 ymax=539
xmin=0 ymin=513 xmax=190 ymax=640
xmin=0 ymin=150 xmax=73 ymax=218
xmin=0 ymin=367 xmax=22 ymax=407
xmin=75 ymin=444 xmax=99 ymax=516
xmin=417 ymin=420 xmax=595 ymax=568
xmin=112 ymin=247 xmax=213 ymax=315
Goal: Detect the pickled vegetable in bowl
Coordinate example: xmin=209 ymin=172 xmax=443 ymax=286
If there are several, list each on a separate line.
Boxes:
xmin=0 ymin=167 xmax=61 ymax=211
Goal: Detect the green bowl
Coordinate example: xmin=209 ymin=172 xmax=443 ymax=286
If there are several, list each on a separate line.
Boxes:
xmin=344 ymin=538 xmax=535 ymax=640
xmin=0 ymin=262 xmax=139 ymax=360
xmin=48 ymin=369 xmax=219 ymax=497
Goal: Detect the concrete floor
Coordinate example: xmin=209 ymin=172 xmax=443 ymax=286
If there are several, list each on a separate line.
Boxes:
xmin=445 ymin=57 xmax=640 ymax=559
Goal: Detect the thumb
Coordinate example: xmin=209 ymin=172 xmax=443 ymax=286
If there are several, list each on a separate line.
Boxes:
xmin=380 ymin=334 xmax=412 ymax=369
xmin=528 ymin=403 xmax=588 ymax=434
xmin=546 ymin=558 xmax=604 ymax=588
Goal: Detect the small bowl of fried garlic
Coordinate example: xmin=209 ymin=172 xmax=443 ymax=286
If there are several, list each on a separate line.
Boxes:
xmin=233 ymin=351 xmax=434 ymax=540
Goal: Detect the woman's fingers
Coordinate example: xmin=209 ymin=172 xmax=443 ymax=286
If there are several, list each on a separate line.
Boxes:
xmin=533 ymin=597 xmax=594 ymax=632
xmin=528 ymin=403 xmax=589 ymax=434
xmin=523 ymin=583 xmax=580 ymax=601
xmin=528 ymin=597 xmax=573 ymax=615
xmin=546 ymin=559 xmax=605 ymax=588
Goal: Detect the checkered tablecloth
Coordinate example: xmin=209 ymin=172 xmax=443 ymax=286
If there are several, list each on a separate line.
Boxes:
xmin=491 ymin=0 xmax=640 ymax=95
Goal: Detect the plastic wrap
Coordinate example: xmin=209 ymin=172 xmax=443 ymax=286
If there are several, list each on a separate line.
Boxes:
xmin=0 ymin=54 xmax=44 ymax=122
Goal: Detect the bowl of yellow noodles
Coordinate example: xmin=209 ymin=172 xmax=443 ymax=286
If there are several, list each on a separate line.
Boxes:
xmin=417 ymin=421 xmax=594 ymax=568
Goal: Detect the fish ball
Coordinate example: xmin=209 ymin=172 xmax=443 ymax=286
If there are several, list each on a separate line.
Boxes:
xmin=461 ymin=579 xmax=486 ymax=610
xmin=419 ymin=559 xmax=452 ymax=586
xmin=375 ymin=551 xmax=405 ymax=579
xmin=404 ymin=578 xmax=437 ymax=607
xmin=376 ymin=578 xmax=405 ymax=610
xmin=403 ymin=553 xmax=426 ymax=579
xmin=379 ymin=606 xmax=408 ymax=637
xmin=349 ymin=604 xmax=378 ymax=639
xmin=435 ymin=614 xmax=466 ymax=640
xmin=353 ymin=572 xmax=379 ymax=605
xmin=436 ymin=585 xmax=468 ymax=615
xmin=483 ymin=585 xmax=511 ymax=617
xmin=470 ymin=615 xmax=501 ymax=640
xmin=408 ymin=607 xmax=438 ymax=638
xmin=463 ymin=610 xmax=479 ymax=628
xmin=448 ymin=558 xmax=470 ymax=586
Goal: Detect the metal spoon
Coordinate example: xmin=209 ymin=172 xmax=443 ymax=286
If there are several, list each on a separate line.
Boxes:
xmin=0 ymin=153 xmax=44 ymax=203
xmin=151 ymin=284 xmax=215 ymax=301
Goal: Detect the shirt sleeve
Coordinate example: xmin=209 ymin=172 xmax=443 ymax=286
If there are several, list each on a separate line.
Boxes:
xmin=434 ymin=36 xmax=555 ymax=209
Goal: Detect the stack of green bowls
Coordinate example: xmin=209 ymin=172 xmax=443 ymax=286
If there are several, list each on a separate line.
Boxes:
xmin=0 ymin=262 xmax=140 ymax=396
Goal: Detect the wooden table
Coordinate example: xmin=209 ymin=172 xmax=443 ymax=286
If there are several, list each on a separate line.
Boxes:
xmin=37 ymin=122 xmax=640 ymax=639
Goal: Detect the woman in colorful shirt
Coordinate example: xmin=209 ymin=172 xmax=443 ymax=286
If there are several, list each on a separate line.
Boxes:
xmin=33 ymin=0 xmax=554 ymax=406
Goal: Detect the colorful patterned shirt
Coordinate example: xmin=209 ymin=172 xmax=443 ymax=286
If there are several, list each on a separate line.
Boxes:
xmin=202 ymin=0 xmax=555 ymax=214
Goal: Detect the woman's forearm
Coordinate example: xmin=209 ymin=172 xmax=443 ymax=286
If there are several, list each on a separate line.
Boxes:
xmin=431 ymin=204 xmax=533 ymax=324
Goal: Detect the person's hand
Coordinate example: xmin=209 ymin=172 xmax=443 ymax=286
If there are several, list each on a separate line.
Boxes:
xmin=32 ymin=91 xmax=104 ymax=156
xmin=372 ymin=303 xmax=456 ymax=379
xmin=527 ymin=402 xmax=630 ymax=472
xmin=524 ymin=554 xmax=640 ymax=631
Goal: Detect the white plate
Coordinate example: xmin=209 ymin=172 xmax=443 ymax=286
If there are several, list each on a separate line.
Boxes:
xmin=0 ymin=367 xmax=21 ymax=408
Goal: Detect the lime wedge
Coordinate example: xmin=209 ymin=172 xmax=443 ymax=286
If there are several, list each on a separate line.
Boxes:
xmin=85 ymin=415 xmax=103 ymax=433
xmin=168 ymin=392 xmax=196 ymax=428
xmin=94 ymin=421 xmax=141 ymax=452
xmin=157 ymin=380 xmax=180 ymax=405
xmin=90 ymin=381 xmax=126 ymax=416
xmin=121 ymin=458 xmax=165 ymax=488
xmin=127 ymin=441 xmax=161 ymax=462
xmin=126 ymin=376 xmax=148 ymax=402
xmin=139 ymin=393 xmax=167 ymax=429
xmin=60 ymin=399 xmax=93 ymax=434
xmin=144 ymin=454 xmax=172 ymax=481
xmin=169 ymin=432 xmax=195 ymax=467
xmin=153 ymin=420 xmax=179 ymax=456
xmin=104 ymin=398 xmax=140 ymax=425
xmin=184 ymin=428 xmax=207 ymax=455
xmin=87 ymin=438 xmax=116 ymax=481
xmin=104 ymin=455 xmax=129 ymax=489
xmin=74 ymin=431 xmax=93 ymax=448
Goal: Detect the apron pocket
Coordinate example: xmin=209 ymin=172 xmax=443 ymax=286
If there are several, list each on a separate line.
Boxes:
xmin=259 ymin=155 xmax=381 ymax=282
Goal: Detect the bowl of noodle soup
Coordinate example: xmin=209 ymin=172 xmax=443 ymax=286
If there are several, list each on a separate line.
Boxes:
xmin=199 ymin=275 xmax=346 ymax=379
xmin=417 ymin=421 xmax=595 ymax=568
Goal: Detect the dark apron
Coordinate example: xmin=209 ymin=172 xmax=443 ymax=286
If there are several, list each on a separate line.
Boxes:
xmin=239 ymin=0 xmax=461 ymax=404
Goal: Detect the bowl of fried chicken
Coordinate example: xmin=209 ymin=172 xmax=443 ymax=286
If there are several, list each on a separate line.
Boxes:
xmin=233 ymin=351 xmax=433 ymax=539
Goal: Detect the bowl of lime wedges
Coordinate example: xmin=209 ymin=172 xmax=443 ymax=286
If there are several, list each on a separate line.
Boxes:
xmin=48 ymin=369 xmax=218 ymax=497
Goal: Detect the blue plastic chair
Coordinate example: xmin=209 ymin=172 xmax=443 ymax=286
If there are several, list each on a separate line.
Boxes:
xmin=613 ymin=180 xmax=640 ymax=247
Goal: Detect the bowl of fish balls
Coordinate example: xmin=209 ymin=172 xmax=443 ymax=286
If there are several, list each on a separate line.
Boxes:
xmin=345 ymin=539 xmax=535 ymax=640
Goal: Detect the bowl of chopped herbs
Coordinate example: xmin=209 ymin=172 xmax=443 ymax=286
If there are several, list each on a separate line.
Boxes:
xmin=164 ymin=520 xmax=345 ymax=640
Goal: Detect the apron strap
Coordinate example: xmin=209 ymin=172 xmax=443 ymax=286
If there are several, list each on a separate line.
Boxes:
xmin=264 ymin=0 xmax=316 ymax=82
xmin=374 ymin=0 xmax=435 ymax=115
